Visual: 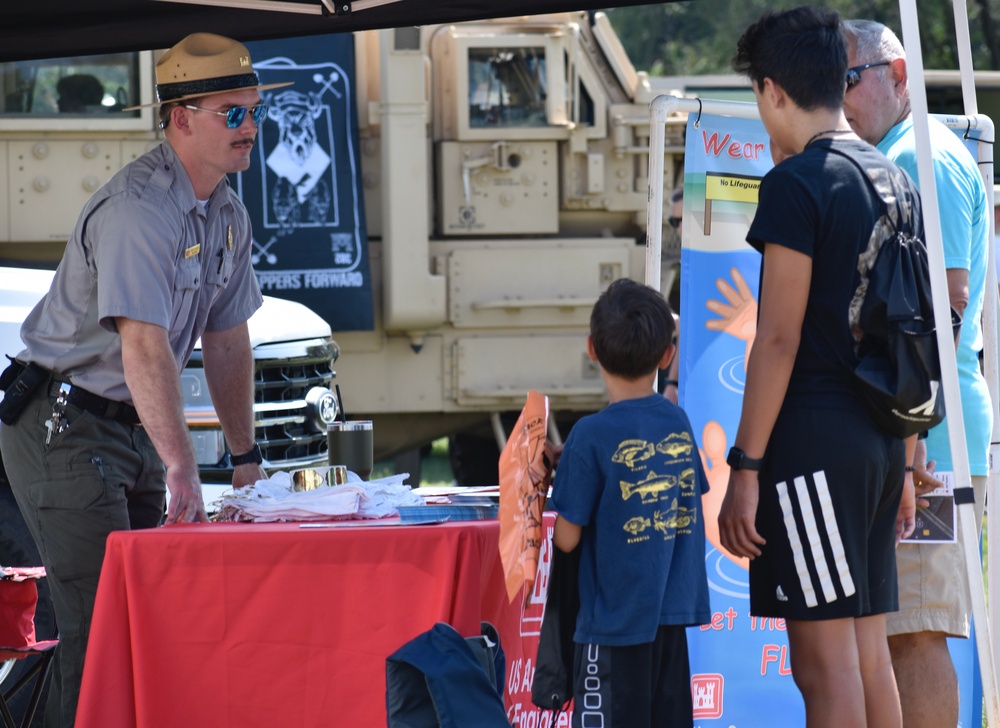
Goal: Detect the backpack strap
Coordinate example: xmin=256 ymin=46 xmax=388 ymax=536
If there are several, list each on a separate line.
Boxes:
xmin=823 ymin=143 xmax=915 ymax=237
xmin=820 ymin=143 xmax=913 ymax=342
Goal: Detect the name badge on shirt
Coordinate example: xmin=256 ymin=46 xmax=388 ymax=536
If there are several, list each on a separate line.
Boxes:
xmin=227 ymin=225 xmax=233 ymax=251
xmin=184 ymin=243 xmax=201 ymax=259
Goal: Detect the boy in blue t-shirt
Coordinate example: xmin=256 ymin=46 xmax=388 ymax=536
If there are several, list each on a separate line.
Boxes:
xmin=551 ymin=278 xmax=710 ymax=728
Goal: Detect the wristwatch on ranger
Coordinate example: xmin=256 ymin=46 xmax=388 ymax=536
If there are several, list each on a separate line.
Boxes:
xmin=230 ymin=443 xmax=263 ymax=466
xmin=726 ymin=446 xmax=763 ymax=472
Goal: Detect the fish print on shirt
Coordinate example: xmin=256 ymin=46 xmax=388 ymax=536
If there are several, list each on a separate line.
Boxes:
xmin=614 ymin=431 xmax=699 ymax=544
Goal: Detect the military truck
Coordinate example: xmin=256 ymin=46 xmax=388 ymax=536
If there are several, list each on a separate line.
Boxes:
xmin=342 ymin=12 xmax=689 ymax=482
xmin=0 ymin=12 xmax=690 ymax=486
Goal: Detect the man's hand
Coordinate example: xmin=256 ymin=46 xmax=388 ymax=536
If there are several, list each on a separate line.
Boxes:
xmin=911 ymin=438 xmax=945 ymax=509
xmin=164 ymin=464 xmax=209 ymax=523
xmin=718 ymin=469 xmax=767 ymax=558
xmin=234 ymin=462 xmax=267 ymax=488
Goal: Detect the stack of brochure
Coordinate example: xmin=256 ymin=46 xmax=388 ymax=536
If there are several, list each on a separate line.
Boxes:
xmin=398 ymin=486 xmax=501 ymax=523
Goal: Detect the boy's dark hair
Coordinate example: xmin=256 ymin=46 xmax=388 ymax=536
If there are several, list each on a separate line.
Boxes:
xmin=732 ymin=6 xmax=847 ymax=111
xmin=590 ymin=278 xmax=675 ymax=381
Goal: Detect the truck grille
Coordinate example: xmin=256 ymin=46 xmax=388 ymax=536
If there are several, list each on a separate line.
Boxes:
xmin=184 ymin=337 xmax=338 ymax=480
xmin=253 ymin=339 xmax=338 ymax=465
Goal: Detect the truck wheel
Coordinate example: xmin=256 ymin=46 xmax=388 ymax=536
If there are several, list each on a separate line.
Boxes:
xmin=448 ymin=434 xmax=500 ymax=487
xmin=0 ymin=476 xmax=56 ymax=727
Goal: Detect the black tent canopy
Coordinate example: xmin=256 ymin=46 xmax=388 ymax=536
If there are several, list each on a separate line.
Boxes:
xmin=0 ymin=0 xmax=658 ymax=62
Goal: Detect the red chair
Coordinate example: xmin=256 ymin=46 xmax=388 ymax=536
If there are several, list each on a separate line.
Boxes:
xmin=0 ymin=568 xmax=57 ymax=728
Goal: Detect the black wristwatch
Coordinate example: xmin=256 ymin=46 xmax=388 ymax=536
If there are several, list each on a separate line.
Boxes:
xmin=726 ymin=446 xmax=764 ymax=472
xmin=230 ymin=443 xmax=263 ymax=466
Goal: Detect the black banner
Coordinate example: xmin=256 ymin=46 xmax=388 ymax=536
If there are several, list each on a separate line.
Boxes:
xmin=233 ymin=33 xmax=374 ymax=331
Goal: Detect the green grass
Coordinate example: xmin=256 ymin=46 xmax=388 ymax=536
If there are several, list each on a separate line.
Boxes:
xmin=370 ymin=437 xmax=455 ymax=486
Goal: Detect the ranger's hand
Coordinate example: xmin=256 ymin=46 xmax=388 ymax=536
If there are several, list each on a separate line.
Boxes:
xmin=164 ymin=465 xmax=209 ymax=524
xmin=233 ymin=462 xmax=267 ymax=489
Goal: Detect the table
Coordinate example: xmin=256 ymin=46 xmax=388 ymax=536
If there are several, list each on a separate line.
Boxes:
xmin=74 ymin=519 xmax=540 ymax=727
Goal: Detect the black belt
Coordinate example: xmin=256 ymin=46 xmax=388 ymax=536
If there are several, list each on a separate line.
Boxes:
xmin=49 ymin=380 xmax=141 ymax=427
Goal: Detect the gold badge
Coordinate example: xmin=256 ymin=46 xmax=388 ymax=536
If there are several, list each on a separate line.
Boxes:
xmin=239 ymin=56 xmax=250 ymax=68
xmin=227 ymin=225 xmax=233 ymax=251
xmin=184 ymin=243 xmax=201 ymax=259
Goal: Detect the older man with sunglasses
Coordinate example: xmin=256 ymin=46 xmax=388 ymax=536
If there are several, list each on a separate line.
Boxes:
xmin=0 ymin=33 xmax=289 ymax=726
xmin=841 ymin=20 xmax=991 ymax=728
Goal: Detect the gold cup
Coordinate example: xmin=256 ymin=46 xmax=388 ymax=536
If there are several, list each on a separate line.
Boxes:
xmin=291 ymin=465 xmax=350 ymax=491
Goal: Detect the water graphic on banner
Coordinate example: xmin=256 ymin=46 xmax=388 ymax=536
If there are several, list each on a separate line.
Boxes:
xmin=234 ymin=34 xmax=374 ymax=331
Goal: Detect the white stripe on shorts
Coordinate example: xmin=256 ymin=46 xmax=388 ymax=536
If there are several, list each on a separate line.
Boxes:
xmin=813 ymin=470 xmax=856 ymax=598
xmin=775 ymin=470 xmax=856 ymax=608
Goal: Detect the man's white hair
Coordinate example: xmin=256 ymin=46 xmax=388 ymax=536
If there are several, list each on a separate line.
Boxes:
xmin=842 ymin=19 xmax=906 ymax=64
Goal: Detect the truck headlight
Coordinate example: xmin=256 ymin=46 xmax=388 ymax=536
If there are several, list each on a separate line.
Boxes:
xmin=181 ymin=367 xmax=225 ymax=465
xmin=190 ymin=429 xmax=227 ymax=466
xmin=181 ymin=368 xmax=213 ymax=406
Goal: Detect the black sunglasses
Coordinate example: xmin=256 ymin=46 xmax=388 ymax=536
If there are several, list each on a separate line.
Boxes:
xmin=667 ymin=216 xmax=682 ymax=229
xmin=184 ymin=103 xmax=269 ymax=128
xmin=845 ymin=61 xmax=890 ymax=91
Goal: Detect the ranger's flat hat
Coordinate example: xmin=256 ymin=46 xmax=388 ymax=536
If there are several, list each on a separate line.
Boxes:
xmin=125 ymin=32 xmax=291 ymax=110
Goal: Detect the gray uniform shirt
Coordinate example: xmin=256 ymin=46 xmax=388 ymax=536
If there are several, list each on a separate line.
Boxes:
xmin=19 ymin=140 xmax=263 ymax=402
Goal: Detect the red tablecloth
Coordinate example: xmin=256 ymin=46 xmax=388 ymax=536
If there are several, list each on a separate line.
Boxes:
xmin=75 ymin=519 xmax=535 ymax=728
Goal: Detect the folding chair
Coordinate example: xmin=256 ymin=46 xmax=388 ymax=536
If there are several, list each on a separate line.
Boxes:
xmin=0 ymin=568 xmax=57 ymax=728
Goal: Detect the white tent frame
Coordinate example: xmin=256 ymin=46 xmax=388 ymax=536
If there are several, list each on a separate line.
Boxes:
xmin=643 ymin=2 xmax=1000 ymax=721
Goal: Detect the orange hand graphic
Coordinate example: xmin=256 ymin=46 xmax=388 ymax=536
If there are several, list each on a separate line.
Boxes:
xmin=699 ymin=419 xmax=749 ymax=571
xmin=706 ymin=267 xmax=757 ymax=370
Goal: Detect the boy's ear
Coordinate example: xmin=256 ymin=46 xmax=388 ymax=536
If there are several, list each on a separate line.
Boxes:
xmin=761 ymin=77 xmax=786 ymax=109
xmin=659 ymin=343 xmax=677 ymax=370
xmin=586 ymin=335 xmax=598 ymax=363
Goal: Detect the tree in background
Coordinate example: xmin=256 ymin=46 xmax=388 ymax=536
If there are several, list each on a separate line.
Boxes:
xmin=604 ymin=0 xmax=1000 ymax=74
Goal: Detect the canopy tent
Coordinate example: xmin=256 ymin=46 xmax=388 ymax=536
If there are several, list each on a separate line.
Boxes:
xmin=1 ymin=0 xmax=996 ymax=720
xmin=0 ymin=0 xmax=661 ymax=62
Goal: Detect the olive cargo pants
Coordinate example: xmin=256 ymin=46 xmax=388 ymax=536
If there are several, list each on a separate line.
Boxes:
xmin=0 ymin=383 xmax=165 ymax=728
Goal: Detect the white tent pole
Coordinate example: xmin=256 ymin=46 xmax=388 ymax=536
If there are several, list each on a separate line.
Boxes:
xmin=899 ymin=0 xmax=1000 ymax=723
xmin=983 ymin=116 xmax=1000 ymax=704
xmin=950 ymin=0 xmax=1000 ymax=694
xmin=645 ymin=98 xmax=666 ymax=292
xmin=952 ymin=0 xmax=979 ymax=116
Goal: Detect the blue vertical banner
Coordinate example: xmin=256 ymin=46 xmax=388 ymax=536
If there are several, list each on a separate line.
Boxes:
xmin=234 ymin=34 xmax=374 ymax=331
xmin=678 ymin=112 xmax=799 ymax=725
xmin=680 ymin=111 xmax=980 ymax=726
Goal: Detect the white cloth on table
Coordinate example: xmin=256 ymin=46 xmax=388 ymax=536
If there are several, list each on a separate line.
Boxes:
xmin=214 ymin=471 xmax=424 ymax=522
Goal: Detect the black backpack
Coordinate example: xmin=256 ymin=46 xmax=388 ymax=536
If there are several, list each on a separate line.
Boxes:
xmin=829 ymin=145 xmax=952 ymax=439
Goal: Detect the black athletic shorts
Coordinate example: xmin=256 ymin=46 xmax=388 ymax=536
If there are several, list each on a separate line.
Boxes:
xmin=750 ymin=400 xmax=905 ymax=621
xmin=571 ymin=625 xmax=692 ymax=728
